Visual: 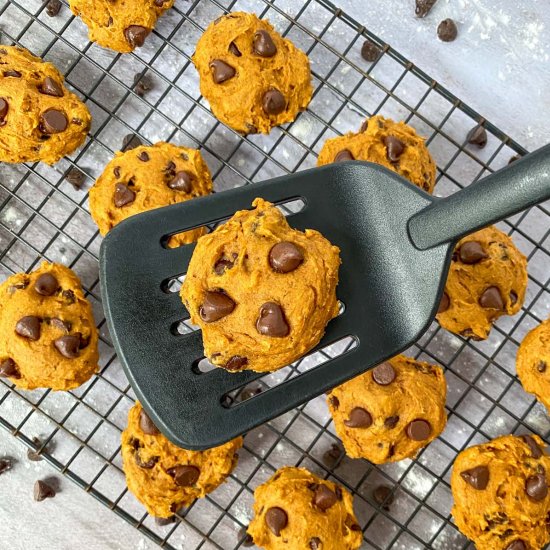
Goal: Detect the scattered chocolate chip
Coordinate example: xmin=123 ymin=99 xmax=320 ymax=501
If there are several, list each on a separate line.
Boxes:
xmin=121 ymin=134 xmax=143 ymax=151
xmin=372 ymin=362 xmax=396 ymax=385
xmin=372 ymin=485 xmax=394 ymax=510
xmin=200 ymin=291 xmax=235 ymax=322
xmin=15 ymin=316 xmax=41 ymax=340
xmin=361 ymin=40 xmax=381 ymax=62
xmin=40 ymin=109 xmax=68 ymax=134
xmin=114 ymin=183 xmax=136 ymax=208
xmin=8 ymin=281 xmax=28 ymax=293
xmin=0 ymin=358 xmax=19 ymax=379
xmin=505 ymin=541 xmax=526 ymax=550
xmin=406 ymin=419 xmax=431 ymax=441
xmin=214 ymin=253 xmax=237 ymax=275
xmin=262 ymin=89 xmax=286 ymax=115
xmin=133 ymin=73 xmax=152 ymax=97
xmin=125 ymin=25 xmax=149 ymax=48
xmin=237 ymin=526 xmax=254 ymax=546
xmin=113 ymin=166 xmax=121 ymax=178
xmin=383 ymin=135 xmax=405 ymax=162
xmin=168 ymin=171 xmax=192 ymax=192
xmin=27 ymin=438 xmax=44 ymax=462
xmin=329 ymin=395 xmax=340 ymax=409
xmin=139 ymin=409 xmax=160 ymax=436
xmin=265 ymin=507 xmax=287 ymax=537
xmin=537 ymin=361 xmax=547 ymax=373
xmin=40 ymin=77 xmax=63 ymax=97
xmin=155 ymin=516 xmax=176 ymax=526
xmin=134 ymin=451 xmax=159 ymax=469
xmin=138 ymin=151 xmax=150 ymax=162
xmin=269 ymin=242 xmax=303 ymax=273
xmin=0 ymin=458 xmax=14 ymax=475
xmin=437 ymin=18 xmax=458 ymax=42
xmin=48 ymin=318 xmax=69 ymax=333
xmin=437 ymin=292 xmax=450 ymax=313
xmin=253 ymin=30 xmax=277 ymax=57
xmin=54 ymin=335 xmax=81 ymax=358
xmin=510 ymin=291 xmax=518 ymax=305
xmin=167 ymin=465 xmax=200 ymax=486
xmin=384 ymin=415 xmax=399 ymax=429
xmin=526 ymin=473 xmax=548 ymax=501
xmin=460 ymin=465 xmax=489 ymax=490
xmin=62 ymin=289 xmax=75 ymax=303
xmin=256 ymin=302 xmax=289 ymax=337
xmin=34 ymin=480 xmax=55 ymax=501
xmin=245 ymin=123 xmax=258 ymax=134
xmin=334 ymin=149 xmax=354 ymax=162
xmin=521 ymin=435 xmax=543 ymax=459
xmin=508 ymin=155 xmax=521 ymax=164
xmin=415 ymin=0 xmax=437 ymax=17
xmin=34 ymin=273 xmax=58 ymax=296
xmin=467 ymin=125 xmax=487 ymax=148
xmin=459 ymin=241 xmax=487 ymax=264
xmin=344 ymin=407 xmax=373 ymax=428
xmin=3 ymin=70 xmax=21 ymax=78
xmin=309 ymin=537 xmax=322 ymax=550
xmin=228 ymin=41 xmax=241 ymax=57
xmin=0 ymin=98 xmax=8 ymax=122
xmin=225 ymin=355 xmax=248 ymax=371
xmin=313 ymin=484 xmax=338 ymax=511
xmin=323 ymin=443 xmax=343 ymax=467
xmin=479 ymin=286 xmax=504 ymax=310
xmin=209 ymin=59 xmax=236 ymax=84
xmin=45 ymin=0 xmax=61 ymax=16
xmin=65 ymin=166 xmax=85 ymax=190
xmin=239 ymin=384 xmax=263 ymax=401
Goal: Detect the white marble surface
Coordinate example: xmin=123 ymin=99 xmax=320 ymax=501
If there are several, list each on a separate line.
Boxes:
xmin=1 ymin=1 xmax=548 ymax=550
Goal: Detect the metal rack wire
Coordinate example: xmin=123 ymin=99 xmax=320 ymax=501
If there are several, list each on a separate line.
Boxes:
xmin=0 ymin=0 xmax=548 ymax=548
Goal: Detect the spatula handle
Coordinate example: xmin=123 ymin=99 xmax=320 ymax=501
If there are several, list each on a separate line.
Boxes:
xmin=408 ymin=144 xmax=550 ymax=250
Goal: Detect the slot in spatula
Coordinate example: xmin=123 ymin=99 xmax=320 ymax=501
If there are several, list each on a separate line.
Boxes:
xmin=100 ymin=144 xmax=550 ymax=450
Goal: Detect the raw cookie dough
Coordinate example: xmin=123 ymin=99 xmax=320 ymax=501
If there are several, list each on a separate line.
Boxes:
xmin=193 ymin=12 xmax=312 ymax=134
xmin=180 ymin=198 xmax=341 ymax=373
xmin=517 ymin=317 xmax=550 ymax=411
xmin=0 ymin=46 xmax=91 ymax=165
xmin=89 ymin=142 xmax=213 ymax=247
xmin=247 ymin=466 xmax=362 ymax=550
xmin=451 ymin=434 xmax=550 ymax=550
xmin=327 ymin=354 xmax=447 ymax=463
xmin=437 ymin=226 xmax=528 ymax=340
xmin=317 ymin=115 xmax=437 ymax=193
xmin=0 ymin=262 xmax=98 ymax=390
xmin=69 ymin=0 xmax=174 ymax=53
xmin=121 ymin=402 xmax=243 ymax=517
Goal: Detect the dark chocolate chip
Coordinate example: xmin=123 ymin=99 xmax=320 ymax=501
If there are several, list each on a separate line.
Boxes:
xmin=309 ymin=537 xmax=321 ymax=550
xmin=438 ymin=292 xmax=450 ymax=313
xmin=114 ymin=183 xmax=136 ymax=208
xmin=15 ymin=316 xmax=41 ymax=340
xmin=384 ymin=415 xmax=399 ymax=429
xmin=0 ymin=458 xmax=14 ymax=475
xmin=344 ymin=407 xmax=373 ymax=428
xmin=383 ymin=135 xmax=405 ymax=162
xmin=460 ymin=465 xmax=489 ymax=490
xmin=322 ymin=443 xmax=343 ymax=467
xmin=0 ymin=358 xmax=19 ymax=379
xmin=3 ymin=70 xmax=21 ymax=77
xmin=479 ymin=286 xmax=504 ymax=310
xmin=459 ymin=241 xmax=487 ymax=264
xmin=510 ymin=291 xmax=518 ymax=305
xmin=329 ymin=395 xmax=339 ymax=409
xmin=505 ymin=541 xmax=526 ymax=550
xmin=245 ymin=123 xmax=258 ymax=134
xmin=228 ymin=41 xmax=241 ymax=57
xmin=239 ymin=384 xmax=263 ymax=402
xmin=27 ymin=438 xmax=44 ymax=462
xmin=521 ymin=435 xmax=543 ymax=459
xmin=138 ymin=151 xmax=150 ymax=162
xmin=168 ymin=171 xmax=192 ymax=192
xmin=262 ymin=89 xmax=286 ymax=115
xmin=40 ymin=109 xmax=68 ymax=134
xmin=121 ymin=134 xmax=143 ymax=151
xmin=406 ymin=419 xmax=432 ymax=441
xmin=200 ymin=291 xmax=235 ymax=322
xmin=237 ymin=526 xmax=254 ymax=546
xmin=139 ymin=409 xmax=160 ymax=436
xmin=34 ymin=480 xmax=55 ymax=501
xmin=214 ymin=253 xmax=237 ymax=275
xmin=40 ymin=77 xmax=63 ymax=97
xmin=47 ymin=317 xmax=68 ymax=332
xmin=155 ymin=516 xmax=176 ymax=526
xmin=62 ymin=289 xmax=75 ymax=303
xmin=526 ymin=473 xmax=548 ymax=501
xmin=313 ymin=484 xmax=338 ymax=511
xmin=45 ymin=0 xmax=61 ymax=16
xmin=334 ymin=149 xmax=354 ymax=162
xmin=372 ymin=485 xmax=394 ymax=510
xmin=437 ymin=18 xmax=458 ymax=42
xmin=133 ymin=73 xmax=152 ymax=97
xmin=256 ymin=302 xmax=289 ymax=337
xmin=537 ymin=361 xmax=547 ymax=373
xmin=467 ymin=125 xmax=487 ymax=148
xmin=508 ymin=155 xmax=521 ymax=164
xmin=361 ymin=40 xmax=381 ymax=62
xmin=34 ymin=273 xmax=58 ymax=296
xmin=125 ymin=25 xmax=149 ymax=48
xmin=0 ymin=98 xmax=8 ymax=122
xmin=65 ymin=166 xmax=85 ymax=190
xmin=135 ymin=451 xmax=159 ymax=469
xmin=209 ymin=59 xmax=236 ymax=84
xmin=269 ymin=242 xmax=303 ymax=273
xmin=225 ymin=356 xmax=248 ymax=371
xmin=54 ymin=335 xmax=81 ymax=358
xmin=167 ymin=465 xmax=200 ymax=486
xmin=415 ymin=0 xmax=437 ymax=17
xmin=265 ymin=507 xmax=287 ymax=537
xmin=253 ymin=30 xmax=277 ymax=57
xmin=372 ymin=362 xmax=396 ymax=385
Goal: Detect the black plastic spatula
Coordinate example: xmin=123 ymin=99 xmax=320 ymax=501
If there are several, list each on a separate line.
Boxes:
xmin=100 ymin=144 xmax=550 ymax=450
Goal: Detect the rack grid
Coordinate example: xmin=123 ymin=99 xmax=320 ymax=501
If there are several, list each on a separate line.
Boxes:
xmin=0 ymin=0 xmax=548 ymax=548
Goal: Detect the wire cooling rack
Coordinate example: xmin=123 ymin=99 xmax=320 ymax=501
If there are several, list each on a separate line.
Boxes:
xmin=0 ymin=0 xmax=549 ymax=548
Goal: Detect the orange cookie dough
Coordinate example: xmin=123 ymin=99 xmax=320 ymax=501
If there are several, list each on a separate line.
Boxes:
xmin=121 ymin=402 xmax=243 ymax=518
xmin=0 ymin=262 xmax=98 ymax=390
xmin=437 ymin=226 xmax=528 ymax=340
xmin=451 ymin=434 xmax=550 ymax=550
xmin=193 ymin=12 xmax=312 ymax=134
xmin=0 ymin=46 xmax=91 ymax=165
xmin=89 ymin=142 xmax=212 ymax=247
xmin=327 ymin=354 xmax=447 ymax=463
xmin=69 ymin=0 xmax=174 ymax=53
xmin=180 ymin=198 xmax=341 ymax=373
xmin=317 ymin=115 xmax=437 ymax=193
xmin=247 ymin=467 xmax=362 ymax=550
xmin=517 ymin=317 xmax=550 ymax=411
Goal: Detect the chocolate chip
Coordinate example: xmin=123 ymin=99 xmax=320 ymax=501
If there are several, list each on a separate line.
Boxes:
xmin=133 ymin=73 xmax=152 ymax=97
xmin=438 ymin=292 xmax=450 ymax=313
xmin=329 ymin=395 xmax=339 ymax=409
xmin=262 ymin=89 xmax=286 ymax=115
xmin=334 ymin=149 xmax=354 ymax=162
xmin=62 ymin=289 xmax=75 ymax=303
xmin=155 ymin=516 xmax=176 ymax=526
xmin=114 ymin=183 xmax=136 ymax=208
xmin=45 ymin=0 xmax=61 ymax=16
xmin=526 ymin=473 xmax=548 ymax=501
xmin=27 ymin=438 xmax=44 ymax=462
xmin=200 ymin=291 xmax=235 ymax=322
xmin=65 ymin=166 xmax=85 ymax=190
xmin=34 ymin=480 xmax=56 ymax=501
xmin=40 ymin=77 xmax=63 ymax=97
xmin=309 ymin=537 xmax=321 ymax=550
xmin=134 ymin=451 xmax=159 ymax=469
xmin=510 ymin=291 xmax=518 ymax=305
xmin=537 ymin=361 xmax=547 ymax=373
xmin=344 ymin=407 xmax=373 ymax=428
xmin=437 ymin=18 xmax=458 ymax=41
xmin=139 ymin=409 xmax=160 ymax=436
xmin=384 ymin=415 xmax=399 ymax=429
xmin=225 ymin=356 xmax=248 ymax=371
xmin=0 ymin=358 xmax=19 ymax=379
xmin=253 ymin=30 xmax=277 ymax=57
xmin=54 ymin=335 xmax=81 ymax=358
xmin=265 ymin=507 xmax=287 ymax=537
xmin=138 ymin=151 xmax=150 ymax=162
xmin=0 ymin=458 xmax=14 ymax=475
xmin=479 ymin=286 xmax=504 ymax=310
xmin=508 ymin=155 xmax=521 ymax=164
xmin=459 ymin=241 xmax=487 ymax=264
xmin=269 ymin=242 xmax=304 ymax=273
xmin=209 ymin=59 xmax=236 ymax=84
xmin=167 ymin=465 xmax=200 ymax=486
xmin=383 ymin=135 xmax=405 ymax=162
xmin=0 ymin=98 xmax=8 ymax=122
xmin=15 ymin=316 xmax=41 ymax=340
xmin=372 ymin=362 xmax=396 ymax=385
xmin=113 ymin=167 xmax=121 ymax=178
xmin=313 ymin=484 xmax=338 ymax=511
xmin=125 ymin=25 xmax=149 ymax=48
xmin=3 ymin=70 xmax=21 ymax=77
xmin=460 ymin=465 xmax=489 ymax=490
xmin=214 ymin=253 xmax=237 ymax=275
xmin=372 ymin=485 xmax=394 ymax=510
xmin=8 ymin=281 xmax=28 ymax=293
xmin=521 ymin=435 xmax=543 ymax=459
xmin=467 ymin=125 xmax=487 ymax=148
xmin=239 ymin=384 xmax=263 ymax=401
xmin=361 ymin=40 xmax=381 ymax=62
xmin=406 ymin=419 xmax=431 ymax=441
xmin=168 ymin=171 xmax=192 ymax=192
xmin=322 ymin=443 xmax=343 ymax=467
xmin=415 ymin=0 xmax=437 ymax=17
xmin=40 ymin=109 xmax=68 ymax=134
xmin=48 ymin=318 xmax=70 ymax=333
xmin=505 ymin=541 xmax=526 ymax=550
xmin=237 ymin=526 xmax=254 ymax=546
xmin=228 ymin=41 xmax=241 ymax=57
xmin=121 ymin=134 xmax=142 ymax=151
xmin=256 ymin=302 xmax=289 ymax=337
xmin=34 ymin=273 xmax=58 ymax=296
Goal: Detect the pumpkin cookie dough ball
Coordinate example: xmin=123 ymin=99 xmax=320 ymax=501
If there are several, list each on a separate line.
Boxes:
xmin=0 ymin=262 xmax=98 ymax=390
xmin=0 ymin=46 xmax=91 ymax=165
xmin=69 ymin=0 xmax=174 ymax=53
xmin=451 ymin=434 xmax=550 ymax=550
xmin=517 ymin=317 xmax=550 ymax=411
xmin=318 ymin=115 xmax=437 ymax=193
xmin=327 ymin=354 xmax=447 ymax=463
xmin=121 ymin=402 xmax=243 ymax=518
xmin=437 ymin=226 xmax=527 ymax=340
xmin=247 ymin=467 xmax=362 ymax=550
xmin=180 ymin=198 xmax=341 ymax=373
xmin=89 ymin=142 xmax=212 ymax=247
xmin=193 ymin=12 xmax=312 ymax=134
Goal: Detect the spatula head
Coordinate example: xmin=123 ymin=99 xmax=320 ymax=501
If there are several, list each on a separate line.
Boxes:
xmin=100 ymin=162 xmax=453 ymax=450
